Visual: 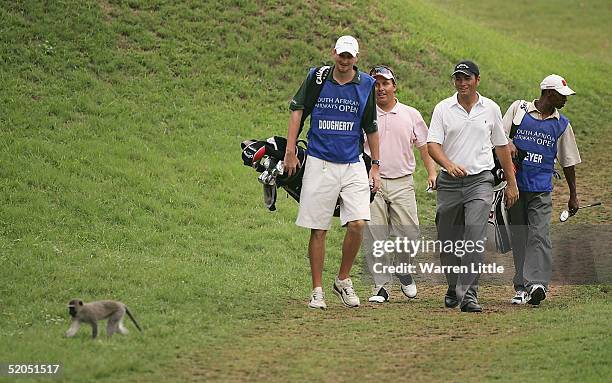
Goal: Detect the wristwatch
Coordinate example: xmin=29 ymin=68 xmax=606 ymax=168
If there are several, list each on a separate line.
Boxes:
xmin=371 ymin=159 xmax=380 ymax=166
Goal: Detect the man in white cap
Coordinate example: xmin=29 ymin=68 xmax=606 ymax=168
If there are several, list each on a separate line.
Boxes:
xmin=284 ymin=35 xmax=381 ymax=309
xmin=502 ymin=74 xmax=581 ymax=305
xmin=362 ymin=65 xmax=437 ymax=303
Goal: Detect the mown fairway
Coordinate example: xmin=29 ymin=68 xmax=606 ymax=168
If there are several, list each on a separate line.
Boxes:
xmin=0 ymin=1 xmax=610 ymax=382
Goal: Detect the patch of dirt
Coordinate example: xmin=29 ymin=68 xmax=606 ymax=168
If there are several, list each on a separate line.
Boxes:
xmin=175 ymin=285 xmax=585 ymax=382
xmin=98 ymin=0 xmax=118 ymax=21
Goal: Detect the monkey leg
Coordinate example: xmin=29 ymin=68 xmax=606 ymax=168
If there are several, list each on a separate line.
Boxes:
xmin=118 ymin=319 xmax=129 ymax=335
xmin=91 ymin=322 xmax=99 ymax=339
xmin=65 ymin=320 xmax=81 ymax=337
xmin=106 ymin=306 xmax=125 ymax=337
xmin=106 ymin=319 xmax=118 ymax=337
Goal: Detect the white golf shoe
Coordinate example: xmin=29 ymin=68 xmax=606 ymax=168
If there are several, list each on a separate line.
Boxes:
xmin=308 ymin=287 xmax=327 ymax=309
xmin=398 ymin=274 xmax=417 ymax=299
xmin=400 ymin=280 xmax=417 ymax=299
xmin=368 ymin=285 xmax=390 ymax=303
xmin=527 ymin=284 xmax=546 ymax=306
xmin=511 ymin=290 xmax=528 ymax=305
xmin=333 ymin=277 xmax=360 ymax=308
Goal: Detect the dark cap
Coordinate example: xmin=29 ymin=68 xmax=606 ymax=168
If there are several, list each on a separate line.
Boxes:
xmin=452 ymin=60 xmax=479 ymax=77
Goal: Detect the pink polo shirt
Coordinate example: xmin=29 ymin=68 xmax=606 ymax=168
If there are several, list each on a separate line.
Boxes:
xmin=365 ymin=100 xmax=429 ymax=178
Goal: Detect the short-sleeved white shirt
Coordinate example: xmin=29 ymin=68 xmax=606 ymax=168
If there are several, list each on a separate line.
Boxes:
xmin=427 ymin=92 xmax=508 ymax=175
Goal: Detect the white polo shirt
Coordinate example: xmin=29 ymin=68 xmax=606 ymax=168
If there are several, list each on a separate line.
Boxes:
xmin=427 ymin=92 xmax=508 ymax=175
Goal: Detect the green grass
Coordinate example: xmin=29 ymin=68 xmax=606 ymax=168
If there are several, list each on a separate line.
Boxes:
xmin=0 ymin=0 xmax=610 ymax=382
xmin=431 ymin=0 xmax=612 ymax=64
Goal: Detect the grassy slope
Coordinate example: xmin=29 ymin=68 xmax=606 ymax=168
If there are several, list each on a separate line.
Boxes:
xmin=428 ymin=0 xmax=612 ymax=222
xmin=0 ymin=0 xmax=609 ymax=382
xmin=432 ymin=0 xmax=612 ymax=64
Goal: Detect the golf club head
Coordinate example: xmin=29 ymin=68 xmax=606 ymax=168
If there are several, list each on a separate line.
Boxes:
xmin=559 ymin=210 xmax=570 ymax=222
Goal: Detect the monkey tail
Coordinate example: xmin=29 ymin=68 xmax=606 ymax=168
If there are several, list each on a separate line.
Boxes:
xmin=125 ymin=307 xmax=143 ymax=332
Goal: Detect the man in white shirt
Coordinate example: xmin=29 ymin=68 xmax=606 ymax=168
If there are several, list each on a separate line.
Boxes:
xmin=363 ymin=65 xmax=438 ymax=303
xmin=427 ymin=60 xmax=519 ymax=312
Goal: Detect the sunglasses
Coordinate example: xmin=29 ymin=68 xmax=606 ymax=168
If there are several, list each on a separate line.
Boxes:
xmin=369 ymin=65 xmax=396 ymax=80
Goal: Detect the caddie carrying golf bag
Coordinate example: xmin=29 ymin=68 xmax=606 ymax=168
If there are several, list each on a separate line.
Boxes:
xmin=241 ymin=65 xmax=374 ymax=216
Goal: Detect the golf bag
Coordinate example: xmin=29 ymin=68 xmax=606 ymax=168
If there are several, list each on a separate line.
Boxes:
xmin=241 ymin=136 xmax=307 ymax=212
xmin=491 ymin=100 xmax=529 ymax=186
xmin=486 ymin=181 xmax=512 ymax=253
xmin=241 ymin=136 xmax=374 ymax=216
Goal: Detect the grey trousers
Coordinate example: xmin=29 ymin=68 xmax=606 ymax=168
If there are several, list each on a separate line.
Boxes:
xmin=508 ymin=191 xmax=553 ymax=290
xmin=436 ymin=171 xmax=493 ymax=305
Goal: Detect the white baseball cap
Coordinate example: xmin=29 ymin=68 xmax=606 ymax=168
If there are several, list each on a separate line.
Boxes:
xmin=540 ymin=74 xmax=575 ymax=96
xmin=334 ymin=35 xmax=359 ymax=57
xmin=370 ymin=66 xmax=396 ymax=83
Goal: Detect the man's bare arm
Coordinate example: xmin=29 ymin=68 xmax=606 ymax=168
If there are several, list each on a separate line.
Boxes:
xmin=365 ymin=131 xmax=381 ymax=193
xmin=417 ymin=144 xmax=438 ymax=189
xmin=427 ymin=143 xmax=467 ymax=177
xmin=283 ymin=110 xmax=303 ymax=177
xmin=563 ymin=165 xmax=579 ymax=215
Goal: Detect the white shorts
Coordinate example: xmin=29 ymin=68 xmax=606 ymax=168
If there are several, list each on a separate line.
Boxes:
xmin=296 ymin=156 xmax=371 ymax=230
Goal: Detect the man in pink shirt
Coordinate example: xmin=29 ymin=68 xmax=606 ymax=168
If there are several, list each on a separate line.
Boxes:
xmin=363 ymin=65 xmax=437 ymax=303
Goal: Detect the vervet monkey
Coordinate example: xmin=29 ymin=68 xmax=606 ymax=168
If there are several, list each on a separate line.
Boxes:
xmin=65 ymin=299 xmax=142 ymax=339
